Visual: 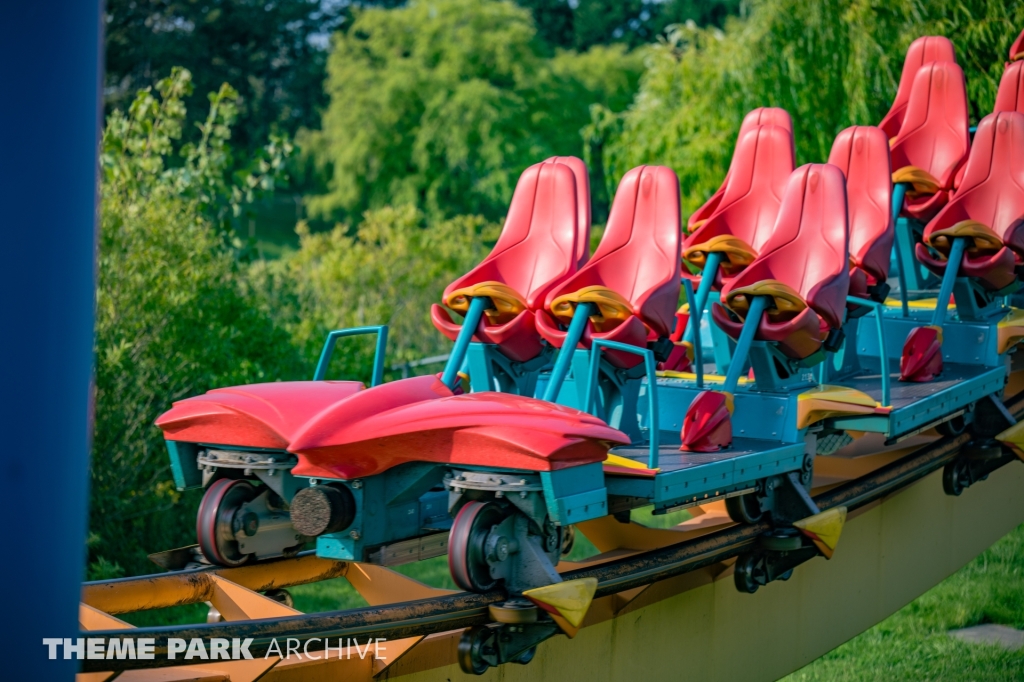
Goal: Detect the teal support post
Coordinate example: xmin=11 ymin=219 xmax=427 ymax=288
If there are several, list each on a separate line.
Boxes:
xmin=586 ymin=340 xmax=660 ymax=469
xmin=314 ymin=325 xmax=389 ymax=386
xmin=682 ymin=278 xmax=704 ymax=388
xmin=685 ymin=252 xmax=723 ymax=344
xmin=543 ymin=302 xmax=594 ymax=402
xmin=930 ymin=237 xmax=966 ymax=328
xmin=846 ymin=296 xmax=891 ymax=406
xmin=440 ymin=296 xmax=489 ymax=389
xmin=723 ymin=296 xmax=768 ymax=394
xmin=891 ymin=182 xmax=910 ymax=317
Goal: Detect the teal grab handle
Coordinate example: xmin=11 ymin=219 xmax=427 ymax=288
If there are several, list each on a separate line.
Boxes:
xmin=586 ymin=339 xmax=660 ymax=470
xmin=682 ymin=278 xmax=704 ymax=388
xmin=845 ymin=296 xmax=890 ymax=407
xmin=314 ymin=325 xmax=389 ymax=386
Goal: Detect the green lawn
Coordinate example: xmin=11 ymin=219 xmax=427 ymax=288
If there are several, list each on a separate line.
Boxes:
xmin=123 ymin=519 xmax=1024 ymax=682
xmin=784 ymin=522 xmax=1024 ymax=681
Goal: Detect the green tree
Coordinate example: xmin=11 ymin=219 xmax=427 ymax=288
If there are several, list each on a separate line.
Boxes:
xmin=104 ymin=0 xmax=345 ymax=157
xmin=306 ymin=0 xmax=644 ymax=223
xmin=602 ymin=0 xmax=1024 ymax=219
xmin=91 ymin=69 xmax=303 ymax=576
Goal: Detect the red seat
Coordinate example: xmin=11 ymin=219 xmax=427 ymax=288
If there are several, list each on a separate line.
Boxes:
xmin=431 ymin=158 xmax=589 ymax=362
xmin=1009 ymin=28 xmax=1024 ymax=65
xmin=687 ymin=108 xmax=794 ymax=232
xmin=916 ymin=112 xmax=1024 ymax=292
xmin=536 ymin=165 xmax=681 ymax=369
xmin=879 ymin=36 xmax=956 ymax=139
xmin=712 ymin=164 xmax=850 ymax=361
xmin=682 ymin=124 xmax=795 ymax=291
xmin=995 ymin=60 xmax=1024 ymax=115
xmin=889 ymin=61 xmax=971 ymax=223
xmin=827 ymin=126 xmax=893 ymax=300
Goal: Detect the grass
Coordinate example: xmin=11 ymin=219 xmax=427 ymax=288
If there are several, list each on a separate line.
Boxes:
xmin=784 ymin=522 xmax=1024 ymax=681
xmin=122 ymin=519 xmax=1024 ymax=682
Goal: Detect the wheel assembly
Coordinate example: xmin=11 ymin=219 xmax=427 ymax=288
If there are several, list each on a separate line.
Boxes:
xmin=448 ymin=501 xmax=508 ymax=592
xmin=726 ymin=492 xmax=764 ymax=524
xmin=196 ymin=478 xmax=258 ymax=566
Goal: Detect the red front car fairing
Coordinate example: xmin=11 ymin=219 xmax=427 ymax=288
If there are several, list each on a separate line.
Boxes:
xmin=287 ymin=380 xmax=628 ymax=479
xmin=156 ymin=375 xmax=627 ymax=479
xmin=156 ymin=380 xmax=367 ymax=449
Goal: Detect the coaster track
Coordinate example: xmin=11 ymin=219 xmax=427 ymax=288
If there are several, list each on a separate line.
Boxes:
xmin=78 ymin=388 xmax=1022 ymax=675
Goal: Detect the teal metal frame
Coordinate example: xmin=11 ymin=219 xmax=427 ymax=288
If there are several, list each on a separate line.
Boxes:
xmin=585 ymin=339 xmax=660 ymax=469
xmin=314 ymin=325 xmax=389 ymax=386
xmin=845 ymin=296 xmax=891 ymax=407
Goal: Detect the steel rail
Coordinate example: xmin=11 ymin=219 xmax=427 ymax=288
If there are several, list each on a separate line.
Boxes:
xmin=80 ymin=393 xmax=1022 ymax=673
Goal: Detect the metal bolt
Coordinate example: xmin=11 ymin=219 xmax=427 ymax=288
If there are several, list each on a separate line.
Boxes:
xmin=351 ymin=480 xmax=363 ymax=490
xmin=309 ymin=478 xmax=318 ymax=486
xmin=349 ymin=530 xmax=361 ymax=540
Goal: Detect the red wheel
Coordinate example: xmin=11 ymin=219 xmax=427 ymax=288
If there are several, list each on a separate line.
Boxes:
xmin=448 ymin=501 xmax=506 ymax=592
xmin=197 ymin=479 xmax=257 ymax=566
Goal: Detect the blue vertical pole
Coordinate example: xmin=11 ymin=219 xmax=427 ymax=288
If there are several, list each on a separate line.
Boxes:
xmin=684 ymin=252 xmax=723 ymax=344
xmin=723 ymin=296 xmax=768 ymax=394
xmin=543 ymin=302 xmax=593 ymax=402
xmin=931 ymin=238 xmax=966 ymax=328
xmin=890 ymin=183 xmax=910 ymax=317
xmin=0 ymin=2 xmax=102 ymax=680
xmin=440 ymin=296 xmax=488 ymax=389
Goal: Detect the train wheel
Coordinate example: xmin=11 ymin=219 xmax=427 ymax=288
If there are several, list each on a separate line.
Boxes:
xmin=937 ymin=414 xmax=967 ymax=437
xmin=943 ymin=459 xmax=968 ymax=496
xmin=457 ymin=625 xmax=494 ymax=675
xmin=726 ymin=492 xmax=763 ymax=524
xmin=449 ymin=501 xmax=507 ymax=592
xmin=734 ymin=553 xmax=765 ymax=594
xmin=197 ymin=478 xmax=257 ymax=567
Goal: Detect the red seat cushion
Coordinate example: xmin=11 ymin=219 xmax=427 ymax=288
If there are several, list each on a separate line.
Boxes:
xmin=713 ymin=165 xmax=850 ymax=360
xmin=995 ymin=61 xmax=1024 ymax=115
xmin=917 ymin=112 xmax=1024 ymax=292
xmin=890 ymin=61 xmax=971 ymax=223
xmin=828 ymin=126 xmax=893 ymax=286
xmin=682 ymin=124 xmax=795 ymax=286
xmin=431 ymin=158 xmax=588 ymax=361
xmin=687 ymin=108 xmax=793 ymax=231
xmin=879 ymin=36 xmax=956 ymax=139
xmin=538 ymin=165 xmax=681 ymax=367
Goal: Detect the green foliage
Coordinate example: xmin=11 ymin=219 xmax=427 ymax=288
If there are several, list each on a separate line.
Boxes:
xmin=307 ymin=0 xmax=644 ymax=223
xmin=249 ymin=205 xmax=500 ymax=379
xmin=104 ymin=0 xmax=345 ymax=157
xmin=91 ymin=70 xmax=304 ymax=576
xmin=602 ymin=0 xmax=1024 ymax=218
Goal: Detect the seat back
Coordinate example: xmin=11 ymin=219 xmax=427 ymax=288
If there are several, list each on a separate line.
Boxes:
xmin=889 ymin=61 xmax=971 ymax=192
xmin=724 ymin=164 xmax=850 ymax=330
xmin=544 ymin=156 xmax=592 ymax=268
xmin=925 ymin=112 xmax=1024 ymax=252
xmin=442 ymin=160 xmax=582 ymax=310
xmin=545 ymin=165 xmax=681 ymax=338
xmin=687 ymin=108 xmax=794 ymax=230
xmin=879 ymin=36 xmax=956 ymax=139
xmin=1009 ymin=28 xmax=1024 ymax=65
xmin=995 ymin=60 xmax=1024 ymax=115
xmin=683 ymin=124 xmax=796 ymax=257
xmin=828 ymin=126 xmax=893 ymax=283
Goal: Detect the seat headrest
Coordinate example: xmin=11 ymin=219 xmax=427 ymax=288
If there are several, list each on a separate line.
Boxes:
xmin=544 ymin=156 xmax=591 ymax=268
xmin=1009 ymin=27 xmax=1024 ymax=64
xmin=995 ymin=60 xmax=1024 ymax=115
xmin=879 ymin=36 xmax=956 ymax=138
xmin=828 ymin=126 xmax=893 ymax=283
xmin=889 ymin=61 xmax=971 ymax=190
